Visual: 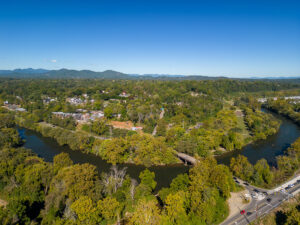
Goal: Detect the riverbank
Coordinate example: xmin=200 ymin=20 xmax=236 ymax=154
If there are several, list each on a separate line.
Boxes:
xmin=18 ymin=127 xmax=189 ymax=190
xmin=216 ymin=108 xmax=300 ymax=166
xmin=15 ymin=117 xmax=181 ymax=167
xmin=15 ymin=107 xmax=292 ymax=169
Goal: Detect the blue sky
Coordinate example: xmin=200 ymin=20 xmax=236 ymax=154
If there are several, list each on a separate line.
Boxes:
xmin=0 ymin=0 xmax=299 ymax=77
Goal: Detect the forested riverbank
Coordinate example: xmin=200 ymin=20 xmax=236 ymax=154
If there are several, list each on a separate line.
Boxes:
xmin=0 ymin=111 xmax=237 ymax=224
xmin=0 ymin=78 xmax=300 ymax=224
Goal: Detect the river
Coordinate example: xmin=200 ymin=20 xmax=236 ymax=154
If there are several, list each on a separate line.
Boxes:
xmin=18 ymin=128 xmax=189 ymax=190
xmin=216 ymin=109 xmax=300 ymax=166
xmin=18 ymin=109 xmax=300 ymax=189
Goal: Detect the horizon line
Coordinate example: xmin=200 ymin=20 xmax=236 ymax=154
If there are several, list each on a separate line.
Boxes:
xmin=1 ymin=67 xmax=300 ymax=79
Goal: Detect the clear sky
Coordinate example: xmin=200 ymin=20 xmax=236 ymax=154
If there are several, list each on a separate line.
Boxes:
xmin=0 ymin=0 xmax=299 ymax=77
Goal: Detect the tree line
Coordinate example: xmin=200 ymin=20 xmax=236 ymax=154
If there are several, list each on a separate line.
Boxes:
xmin=0 ymin=111 xmax=237 ymax=225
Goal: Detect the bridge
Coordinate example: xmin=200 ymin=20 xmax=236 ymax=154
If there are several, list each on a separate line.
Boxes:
xmin=176 ymin=152 xmax=197 ymax=165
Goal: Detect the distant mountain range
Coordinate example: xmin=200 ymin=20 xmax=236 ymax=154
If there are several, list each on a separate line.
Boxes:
xmin=0 ymin=68 xmax=50 ymax=75
xmin=0 ymin=68 xmax=299 ymax=81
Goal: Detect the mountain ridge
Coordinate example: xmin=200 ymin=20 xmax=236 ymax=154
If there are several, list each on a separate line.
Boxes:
xmin=0 ymin=68 xmax=299 ymax=80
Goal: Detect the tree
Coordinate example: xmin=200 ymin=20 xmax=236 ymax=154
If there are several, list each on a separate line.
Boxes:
xmin=253 ymin=159 xmax=273 ymax=185
xmin=163 ymin=191 xmax=188 ymax=224
xmin=71 ymin=196 xmax=100 ymax=224
xmin=104 ymin=107 xmax=113 ymax=119
xmin=98 ymin=138 xmax=129 ymax=164
xmin=101 ymin=166 xmax=127 ymax=195
xmin=53 ymin=152 xmax=73 ymax=173
xmin=91 ymin=119 xmax=108 ymax=135
xmin=156 ymin=119 xmax=167 ymax=137
xmin=97 ymin=196 xmax=120 ymax=223
xmin=45 ymin=163 xmax=102 ymax=217
xmin=230 ymin=155 xmax=254 ymax=181
xmin=139 ymin=169 xmax=157 ymax=191
xmin=129 ymin=199 xmax=161 ymax=225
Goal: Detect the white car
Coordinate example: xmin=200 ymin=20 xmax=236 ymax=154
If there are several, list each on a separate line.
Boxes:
xmin=288 ymin=184 xmax=295 ymax=188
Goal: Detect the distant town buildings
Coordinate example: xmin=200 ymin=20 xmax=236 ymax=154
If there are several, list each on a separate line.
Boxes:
xmin=3 ymin=101 xmax=26 ymax=112
xmin=66 ymin=95 xmax=95 ymax=105
xmin=258 ymin=96 xmax=300 ymax=104
xmin=66 ymin=97 xmax=84 ymax=105
xmin=52 ymin=110 xmax=104 ymax=123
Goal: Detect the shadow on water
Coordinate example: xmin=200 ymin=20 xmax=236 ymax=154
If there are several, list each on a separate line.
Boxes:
xmin=18 ymin=109 xmax=300 ymax=188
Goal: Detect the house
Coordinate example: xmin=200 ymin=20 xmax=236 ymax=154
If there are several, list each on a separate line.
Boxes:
xmin=3 ymin=103 xmax=26 ymax=112
xmin=52 ymin=112 xmax=83 ymax=121
xmin=90 ymin=111 xmax=104 ymax=121
xmin=131 ymin=126 xmax=143 ymax=131
xmin=119 ymin=92 xmax=130 ymax=98
xmin=43 ymin=97 xmax=57 ymax=104
xmin=66 ymin=97 xmax=84 ymax=105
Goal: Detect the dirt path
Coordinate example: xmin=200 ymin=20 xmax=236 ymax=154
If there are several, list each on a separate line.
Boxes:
xmin=227 ymin=190 xmax=251 ymax=218
xmin=0 ymin=199 xmax=8 ymax=208
xmin=152 ymin=108 xmax=165 ymax=136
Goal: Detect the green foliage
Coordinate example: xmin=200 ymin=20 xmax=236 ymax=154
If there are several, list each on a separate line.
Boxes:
xmin=91 ymin=119 xmax=108 ymax=135
xmin=0 ymin=113 xmax=15 ymax=128
xmin=0 ymin=128 xmax=22 ymax=147
xmin=230 ymin=155 xmax=254 ymax=181
xmin=139 ymin=169 xmax=157 ymax=191
xmin=159 ymin=157 xmax=233 ymax=224
xmin=128 ymin=198 xmax=161 ymax=225
xmin=230 ymin=137 xmax=300 ymax=188
xmin=49 ymin=116 xmax=76 ymax=130
xmin=266 ymin=98 xmax=300 ymax=125
xmin=53 ymin=152 xmax=73 ymax=173
xmin=243 ymin=107 xmax=280 ymax=141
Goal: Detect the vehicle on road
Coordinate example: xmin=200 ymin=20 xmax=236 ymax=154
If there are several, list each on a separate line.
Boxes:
xmin=244 ymin=182 xmax=249 ymax=186
xmin=266 ymin=198 xmax=272 ymax=202
xmin=288 ymin=184 xmax=295 ymax=188
xmin=240 ymin=210 xmax=246 ymax=215
xmin=246 ymin=212 xmax=252 ymax=216
xmin=253 ymin=189 xmax=259 ymax=193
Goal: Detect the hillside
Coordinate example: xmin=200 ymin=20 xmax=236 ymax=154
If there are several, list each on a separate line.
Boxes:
xmin=0 ymin=68 xmax=299 ymax=81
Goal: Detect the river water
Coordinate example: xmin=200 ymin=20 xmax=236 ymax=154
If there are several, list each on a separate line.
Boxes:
xmin=216 ymin=109 xmax=300 ymax=166
xmin=18 ymin=109 xmax=300 ymax=189
xmin=18 ymin=128 xmax=189 ymax=190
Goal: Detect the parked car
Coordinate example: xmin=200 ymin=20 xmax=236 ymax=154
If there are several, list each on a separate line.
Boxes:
xmin=288 ymin=184 xmax=295 ymax=188
xmin=240 ymin=210 xmax=246 ymax=215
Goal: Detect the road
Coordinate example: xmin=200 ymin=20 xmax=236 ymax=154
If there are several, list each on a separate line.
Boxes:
xmin=221 ymin=178 xmax=300 ymax=225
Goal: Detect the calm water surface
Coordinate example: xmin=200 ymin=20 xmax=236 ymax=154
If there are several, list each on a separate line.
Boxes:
xmin=216 ymin=109 xmax=300 ymax=166
xmin=18 ymin=109 xmax=300 ymax=189
xmin=18 ymin=128 xmax=189 ymax=190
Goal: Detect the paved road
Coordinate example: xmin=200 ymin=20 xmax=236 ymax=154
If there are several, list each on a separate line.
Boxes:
xmin=221 ymin=179 xmax=300 ymax=225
